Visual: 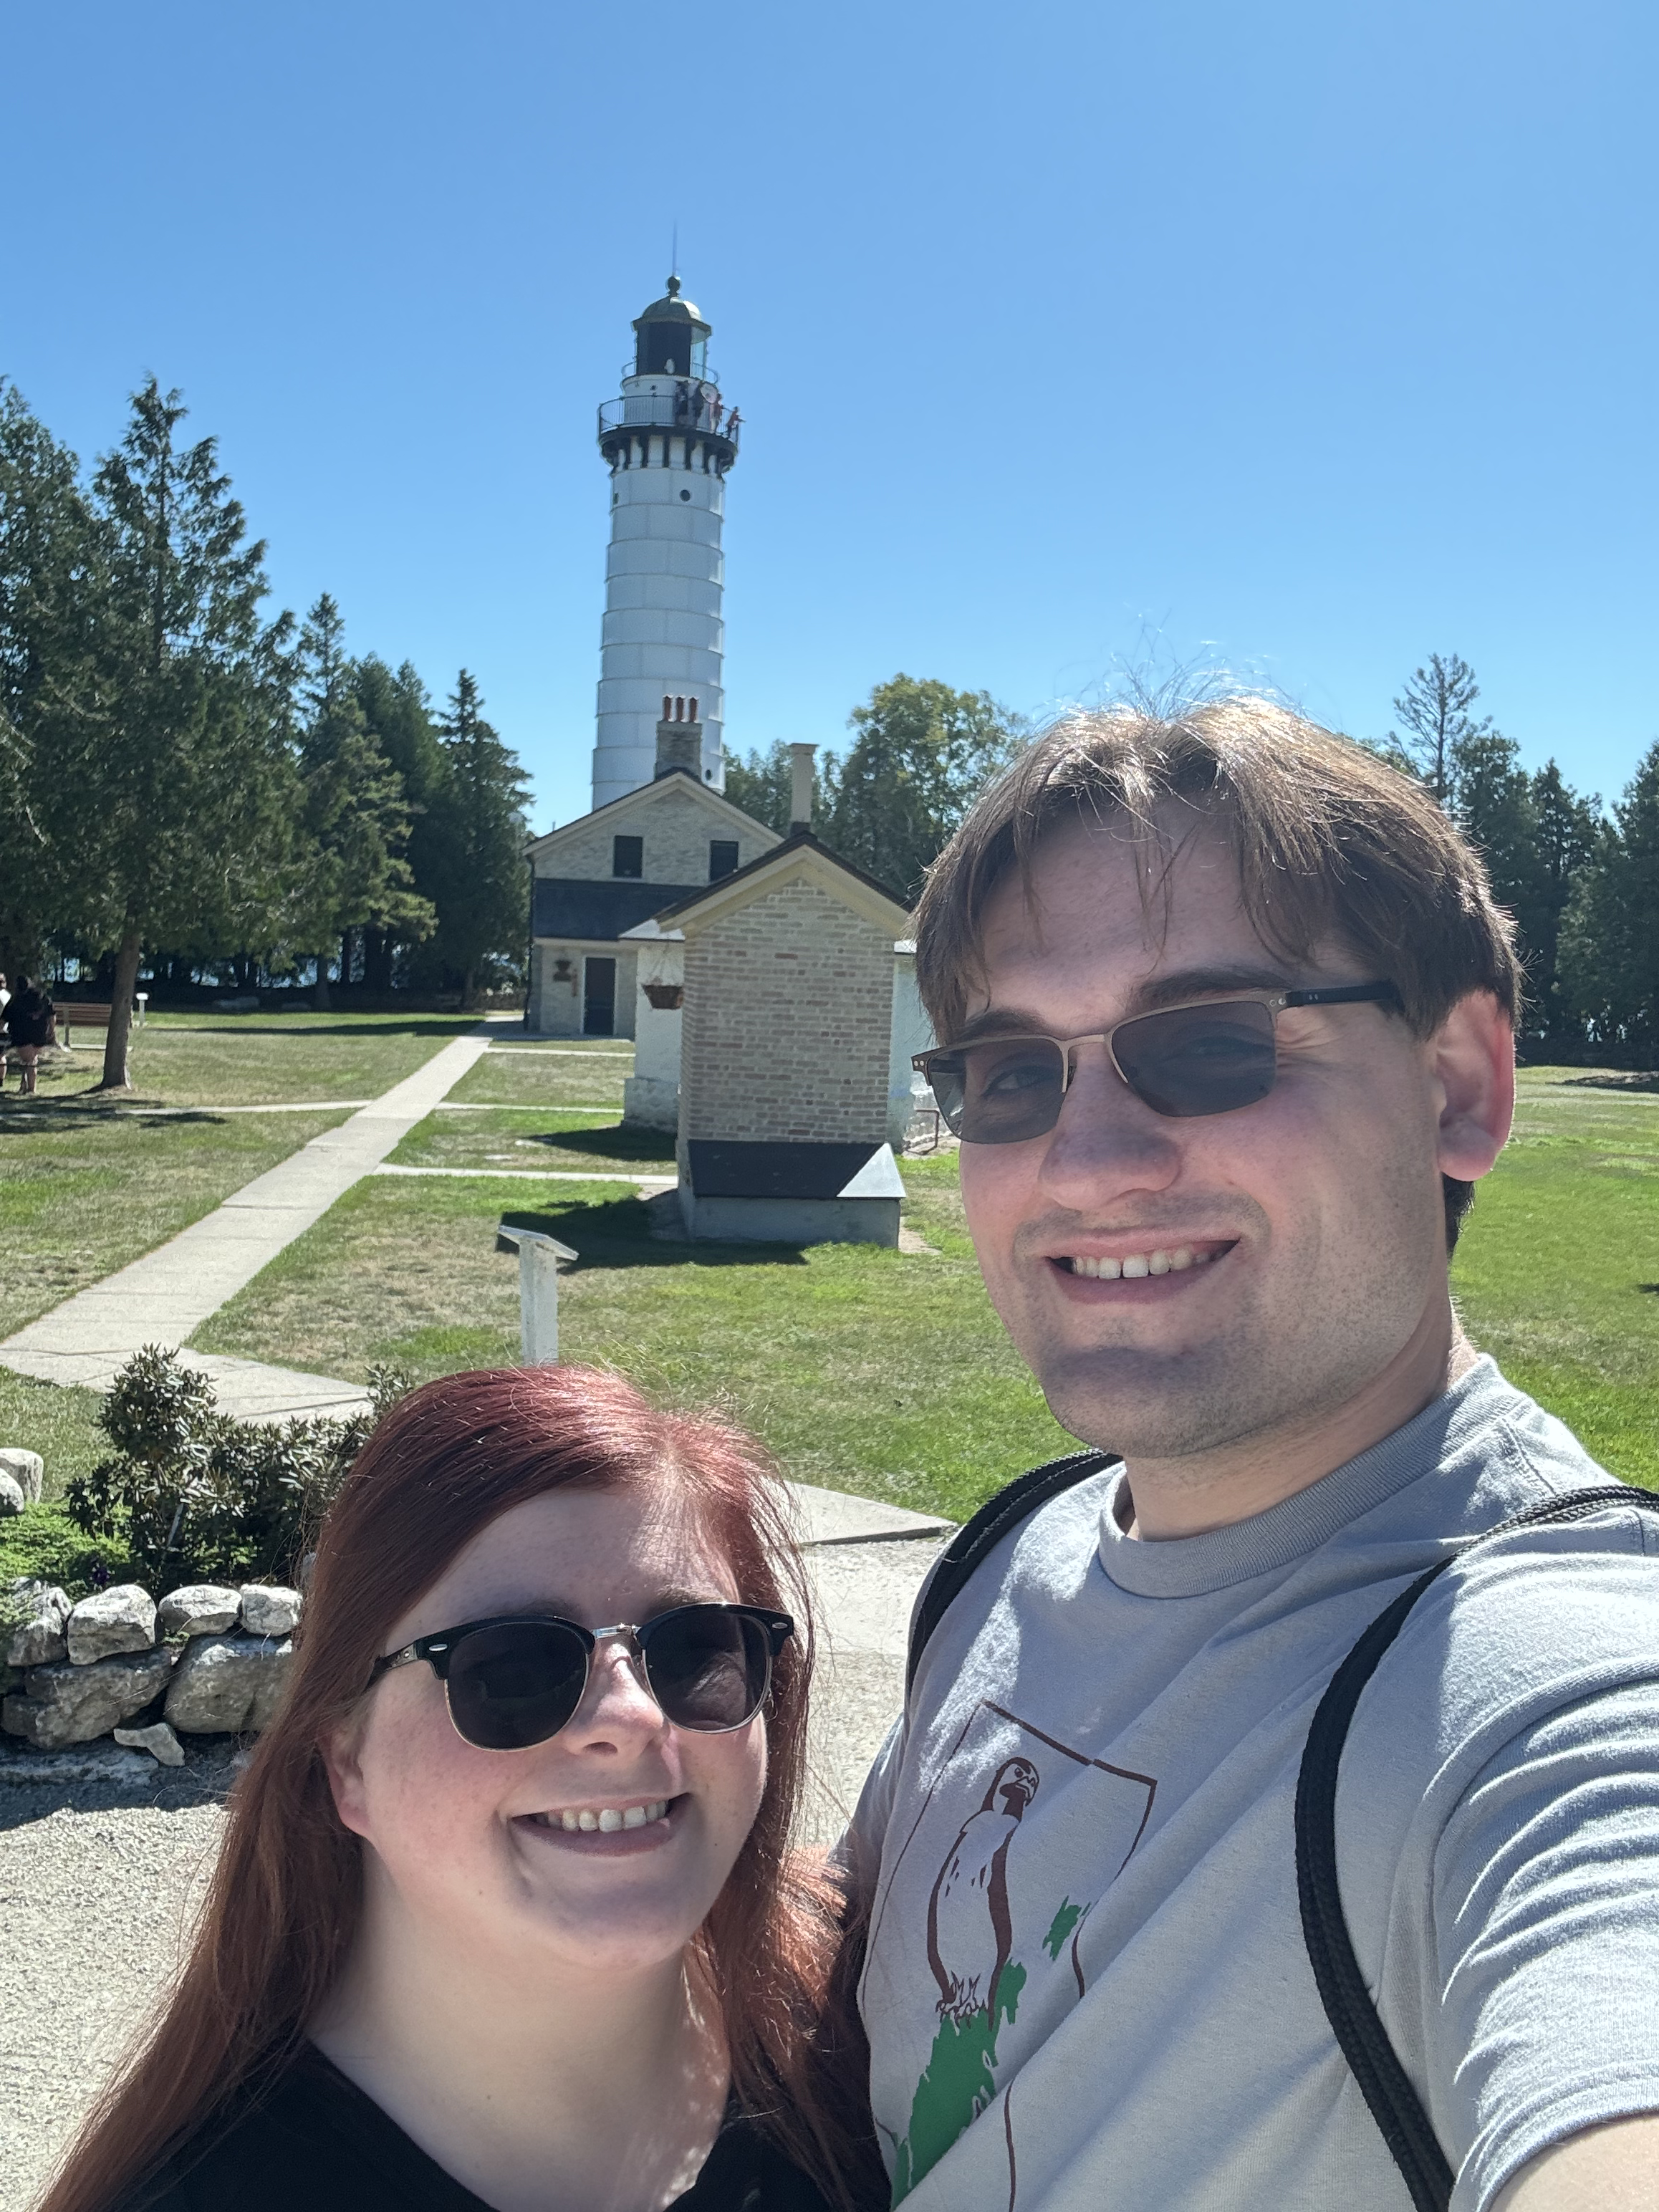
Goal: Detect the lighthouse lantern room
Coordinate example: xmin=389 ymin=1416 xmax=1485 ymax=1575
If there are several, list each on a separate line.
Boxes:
xmin=592 ymin=277 xmax=738 ymax=809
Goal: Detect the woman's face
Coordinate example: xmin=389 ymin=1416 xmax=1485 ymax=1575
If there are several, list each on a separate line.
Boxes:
xmin=327 ymin=1484 xmax=771 ymax=1981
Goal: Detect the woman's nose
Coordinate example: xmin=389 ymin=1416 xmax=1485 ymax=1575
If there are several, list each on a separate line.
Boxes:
xmin=566 ymin=1632 xmax=668 ymax=1744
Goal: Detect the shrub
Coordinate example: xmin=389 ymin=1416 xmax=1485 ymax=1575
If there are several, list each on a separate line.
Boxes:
xmin=64 ymin=1347 xmax=408 ymax=1593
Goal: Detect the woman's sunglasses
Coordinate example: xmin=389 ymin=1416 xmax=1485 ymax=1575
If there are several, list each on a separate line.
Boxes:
xmin=371 ymin=1603 xmax=793 ymax=1752
xmin=915 ymin=982 xmax=1400 ymax=1145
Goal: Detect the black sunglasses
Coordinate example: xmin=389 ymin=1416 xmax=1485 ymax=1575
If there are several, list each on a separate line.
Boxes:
xmin=372 ymin=1603 xmax=794 ymax=1752
xmin=915 ymin=982 xmax=1400 ymax=1144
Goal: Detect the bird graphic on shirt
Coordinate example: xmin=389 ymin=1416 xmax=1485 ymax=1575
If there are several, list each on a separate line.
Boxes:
xmin=925 ymin=1756 xmax=1041 ymax=2025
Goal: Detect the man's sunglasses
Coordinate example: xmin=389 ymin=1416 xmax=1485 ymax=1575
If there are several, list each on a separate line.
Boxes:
xmin=915 ymin=982 xmax=1400 ymax=1145
xmin=372 ymin=1602 xmax=794 ymax=1752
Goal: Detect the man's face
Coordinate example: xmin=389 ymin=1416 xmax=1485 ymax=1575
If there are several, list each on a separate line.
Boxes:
xmin=956 ymin=814 xmax=1461 ymax=1466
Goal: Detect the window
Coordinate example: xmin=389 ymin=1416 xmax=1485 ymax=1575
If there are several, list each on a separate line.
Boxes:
xmin=709 ymin=840 xmax=739 ymax=882
xmin=612 ymin=835 xmax=643 ymax=879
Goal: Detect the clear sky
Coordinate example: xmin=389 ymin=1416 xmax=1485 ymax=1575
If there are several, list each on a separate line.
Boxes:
xmin=5 ymin=0 xmax=1654 ymax=833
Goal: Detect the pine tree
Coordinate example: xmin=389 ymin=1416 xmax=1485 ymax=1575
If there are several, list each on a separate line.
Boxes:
xmin=72 ymin=379 xmax=299 ymax=1086
xmin=293 ymin=596 xmax=432 ymax=1006
xmin=0 ymin=383 xmax=100 ymax=976
xmin=352 ymin=655 xmax=446 ymax=989
xmin=1559 ymin=741 xmax=1659 ymax=1059
xmin=1391 ymin=653 xmax=1491 ymax=806
xmin=428 ymin=670 xmax=531 ymax=1008
xmin=1517 ymin=762 xmax=1601 ymax=1043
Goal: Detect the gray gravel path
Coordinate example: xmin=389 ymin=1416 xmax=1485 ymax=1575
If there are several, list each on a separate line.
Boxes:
xmin=0 ymin=1534 xmax=941 ymax=2211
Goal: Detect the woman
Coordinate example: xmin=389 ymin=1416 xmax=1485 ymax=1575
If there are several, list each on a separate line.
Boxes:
xmin=4 ymin=972 xmax=54 ymax=1094
xmin=41 ymin=1367 xmax=879 ymax=2212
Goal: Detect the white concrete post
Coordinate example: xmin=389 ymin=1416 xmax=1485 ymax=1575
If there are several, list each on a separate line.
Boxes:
xmin=497 ymin=1225 xmax=578 ymax=1364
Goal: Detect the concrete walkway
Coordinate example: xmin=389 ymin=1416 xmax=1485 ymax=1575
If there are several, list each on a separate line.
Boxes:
xmin=0 ymin=1032 xmax=498 ymax=1421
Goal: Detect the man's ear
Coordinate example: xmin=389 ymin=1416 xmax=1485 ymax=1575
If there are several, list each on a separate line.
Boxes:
xmin=322 ymin=1714 xmax=375 ymax=1842
xmin=1430 ymin=991 xmax=1515 ymax=1183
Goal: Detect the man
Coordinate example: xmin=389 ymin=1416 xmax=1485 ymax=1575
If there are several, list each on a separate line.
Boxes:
xmin=845 ymin=701 xmax=1659 ymax=2211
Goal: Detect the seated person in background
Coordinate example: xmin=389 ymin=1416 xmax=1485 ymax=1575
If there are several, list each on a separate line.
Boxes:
xmin=42 ymin=1366 xmax=880 ymax=2212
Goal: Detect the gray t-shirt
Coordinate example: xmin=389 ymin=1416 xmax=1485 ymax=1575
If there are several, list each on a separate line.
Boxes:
xmin=846 ymin=1360 xmax=1659 ymax=2211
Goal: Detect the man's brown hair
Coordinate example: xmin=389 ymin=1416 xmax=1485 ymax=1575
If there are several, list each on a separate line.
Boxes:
xmin=912 ymin=696 xmax=1521 ymax=1250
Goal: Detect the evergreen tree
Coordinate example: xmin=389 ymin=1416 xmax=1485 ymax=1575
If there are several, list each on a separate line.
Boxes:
xmin=428 ymin=670 xmax=531 ymax=1008
xmin=821 ymin=674 xmax=1028 ymax=902
xmin=69 ymin=379 xmax=299 ymax=1085
xmin=1391 ymin=653 xmax=1491 ymax=804
xmin=293 ymin=596 xmax=432 ymax=1006
xmin=352 ymin=655 xmax=446 ymax=988
xmin=1517 ymin=761 xmax=1601 ymax=1043
xmin=721 ymin=739 xmax=796 ymax=835
xmin=1559 ymin=741 xmax=1659 ymax=1059
xmin=0 ymin=383 xmax=100 ymax=975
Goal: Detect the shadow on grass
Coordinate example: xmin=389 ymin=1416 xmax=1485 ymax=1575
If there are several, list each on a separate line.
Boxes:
xmin=520 ymin=1122 xmax=675 ymax=1163
xmin=1560 ymin=1072 xmax=1659 ymax=1092
xmin=0 ymin=1100 xmax=226 ymax=1130
xmin=501 ymin=1197 xmax=809 ymax=1269
xmin=145 ymin=1016 xmax=476 ymax=1039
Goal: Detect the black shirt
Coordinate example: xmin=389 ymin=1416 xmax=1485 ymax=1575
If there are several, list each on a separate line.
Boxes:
xmin=128 ymin=2045 xmax=834 ymax=2212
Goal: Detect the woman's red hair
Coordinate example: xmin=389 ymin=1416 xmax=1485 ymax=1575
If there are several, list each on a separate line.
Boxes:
xmin=39 ymin=1366 xmax=877 ymax=2212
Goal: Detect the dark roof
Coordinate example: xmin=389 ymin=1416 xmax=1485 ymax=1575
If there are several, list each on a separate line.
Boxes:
xmin=634 ymin=274 xmax=709 ymax=333
xmin=649 ymin=830 xmax=910 ymax=925
xmin=532 ymin=878 xmax=703 ymax=942
xmin=685 ymin=1140 xmax=904 ymax=1200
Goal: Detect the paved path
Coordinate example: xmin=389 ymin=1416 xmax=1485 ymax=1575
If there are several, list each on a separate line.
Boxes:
xmin=0 ymin=1032 xmax=500 ymax=1422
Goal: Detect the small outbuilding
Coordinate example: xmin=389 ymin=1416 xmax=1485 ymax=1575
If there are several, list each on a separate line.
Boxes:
xmin=650 ymin=820 xmax=914 ymax=1246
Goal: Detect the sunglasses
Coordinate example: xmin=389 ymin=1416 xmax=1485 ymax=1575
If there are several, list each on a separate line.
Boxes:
xmin=915 ymin=982 xmax=1400 ymax=1144
xmin=372 ymin=1603 xmax=794 ymax=1752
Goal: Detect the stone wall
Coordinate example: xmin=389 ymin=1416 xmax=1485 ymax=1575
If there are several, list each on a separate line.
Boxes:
xmin=1 ymin=1578 xmax=302 ymax=1764
xmin=534 ymin=783 xmax=776 ymax=888
xmin=678 ymin=879 xmax=895 ymax=1175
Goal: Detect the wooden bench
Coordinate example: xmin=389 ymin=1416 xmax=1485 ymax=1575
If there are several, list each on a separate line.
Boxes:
xmin=54 ymin=1002 xmax=113 ymax=1045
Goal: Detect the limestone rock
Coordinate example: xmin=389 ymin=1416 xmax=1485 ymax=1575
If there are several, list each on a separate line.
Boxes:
xmin=67 ymin=1584 xmax=158 ymax=1664
xmin=239 ymin=1585 xmax=302 ymax=1638
xmin=5 ymin=1582 xmax=69 ymax=1669
xmin=0 ymin=1449 xmax=44 ymax=1504
xmin=0 ymin=1471 xmax=24 ymax=1517
xmin=114 ymin=1720 xmax=186 ymax=1767
xmin=3 ymin=1648 xmax=173 ymax=1747
xmin=165 ymin=1635 xmax=292 ymax=1734
xmin=158 ymin=1585 xmax=241 ymax=1640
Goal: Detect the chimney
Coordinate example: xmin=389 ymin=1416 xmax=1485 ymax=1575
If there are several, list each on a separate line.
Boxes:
xmin=789 ymin=744 xmax=816 ymax=833
xmin=655 ymin=696 xmax=703 ymax=779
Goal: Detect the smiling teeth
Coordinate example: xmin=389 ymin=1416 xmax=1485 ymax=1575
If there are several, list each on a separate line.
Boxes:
xmin=1069 ymin=1246 xmax=1206 ymax=1279
xmin=552 ymin=1799 xmax=668 ymax=1833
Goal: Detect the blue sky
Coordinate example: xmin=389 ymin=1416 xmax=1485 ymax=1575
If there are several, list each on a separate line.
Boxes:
xmin=5 ymin=0 xmax=1655 ymax=833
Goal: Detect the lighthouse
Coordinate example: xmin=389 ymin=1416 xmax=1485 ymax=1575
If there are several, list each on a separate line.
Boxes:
xmin=592 ymin=276 xmax=739 ymax=809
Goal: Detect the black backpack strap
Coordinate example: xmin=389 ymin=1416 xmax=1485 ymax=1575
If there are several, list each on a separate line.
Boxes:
xmin=905 ymin=1448 xmax=1117 ymax=1697
xmin=1295 ymin=1484 xmax=1659 ymax=2211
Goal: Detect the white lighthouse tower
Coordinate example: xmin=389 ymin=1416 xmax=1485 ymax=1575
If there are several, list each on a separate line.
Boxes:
xmin=592 ymin=276 xmax=739 ymax=809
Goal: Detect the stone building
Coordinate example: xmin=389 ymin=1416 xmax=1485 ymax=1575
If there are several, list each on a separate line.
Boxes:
xmin=649 ymin=817 xmax=913 ymax=1245
xmin=524 ymin=709 xmax=779 ymax=1037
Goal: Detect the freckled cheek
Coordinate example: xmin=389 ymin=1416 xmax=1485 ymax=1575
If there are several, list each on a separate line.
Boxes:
xmin=355 ymin=1701 xmax=508 ymax=1865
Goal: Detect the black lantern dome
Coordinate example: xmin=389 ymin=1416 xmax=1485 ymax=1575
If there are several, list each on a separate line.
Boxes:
xmin=633 ymin=275 xmax=712 ymax=379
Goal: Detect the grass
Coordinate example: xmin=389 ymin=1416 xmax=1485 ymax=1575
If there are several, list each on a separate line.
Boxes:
xmin=15 ymin=1009 xmax=479 ymax=1107
xmin=389 ymin=1107 xmax=675 ymax=1176
xmin=193 ymin=1153 xmax=1074 ymax=1522
xmin=0 ymin=1101 xmax=351 ymax=1337
xmin=443 ymin=1039 xmax=634 ymax=1111
xmin=1451 ymin=1066 xmax=1659 ymax=1489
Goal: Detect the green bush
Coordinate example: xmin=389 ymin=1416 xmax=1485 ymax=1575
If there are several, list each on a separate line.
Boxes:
xmin=63 ymin=1347 xmax=407 ymax=1594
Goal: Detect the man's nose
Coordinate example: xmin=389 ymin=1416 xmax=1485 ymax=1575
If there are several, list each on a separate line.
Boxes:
xmin=1037 ymin=1042 xmax=1183 ymax=1201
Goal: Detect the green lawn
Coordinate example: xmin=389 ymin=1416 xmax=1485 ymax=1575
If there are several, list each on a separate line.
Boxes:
xmin=1451 ymin=1067 xmax=1659 ymax=1487
xmin=443 ymin=1040 xmax=634 ymax=1110
xmin=0 ymin=1100 xmax=352 ymax=1338
xmin=16 ymin=1009 xmax=479 ymax=1107
xmin=389 ymin=1107 xmax=675 ymax=1176
xmin=193 ymin=1154 xmax=1074 ymax=1521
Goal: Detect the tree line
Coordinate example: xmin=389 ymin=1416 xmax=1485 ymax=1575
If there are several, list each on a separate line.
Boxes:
xmin=730 ymin=658 xmax=1658 ymax=1064
xmin=0 ymin=377 xmax=530 ymax=1088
